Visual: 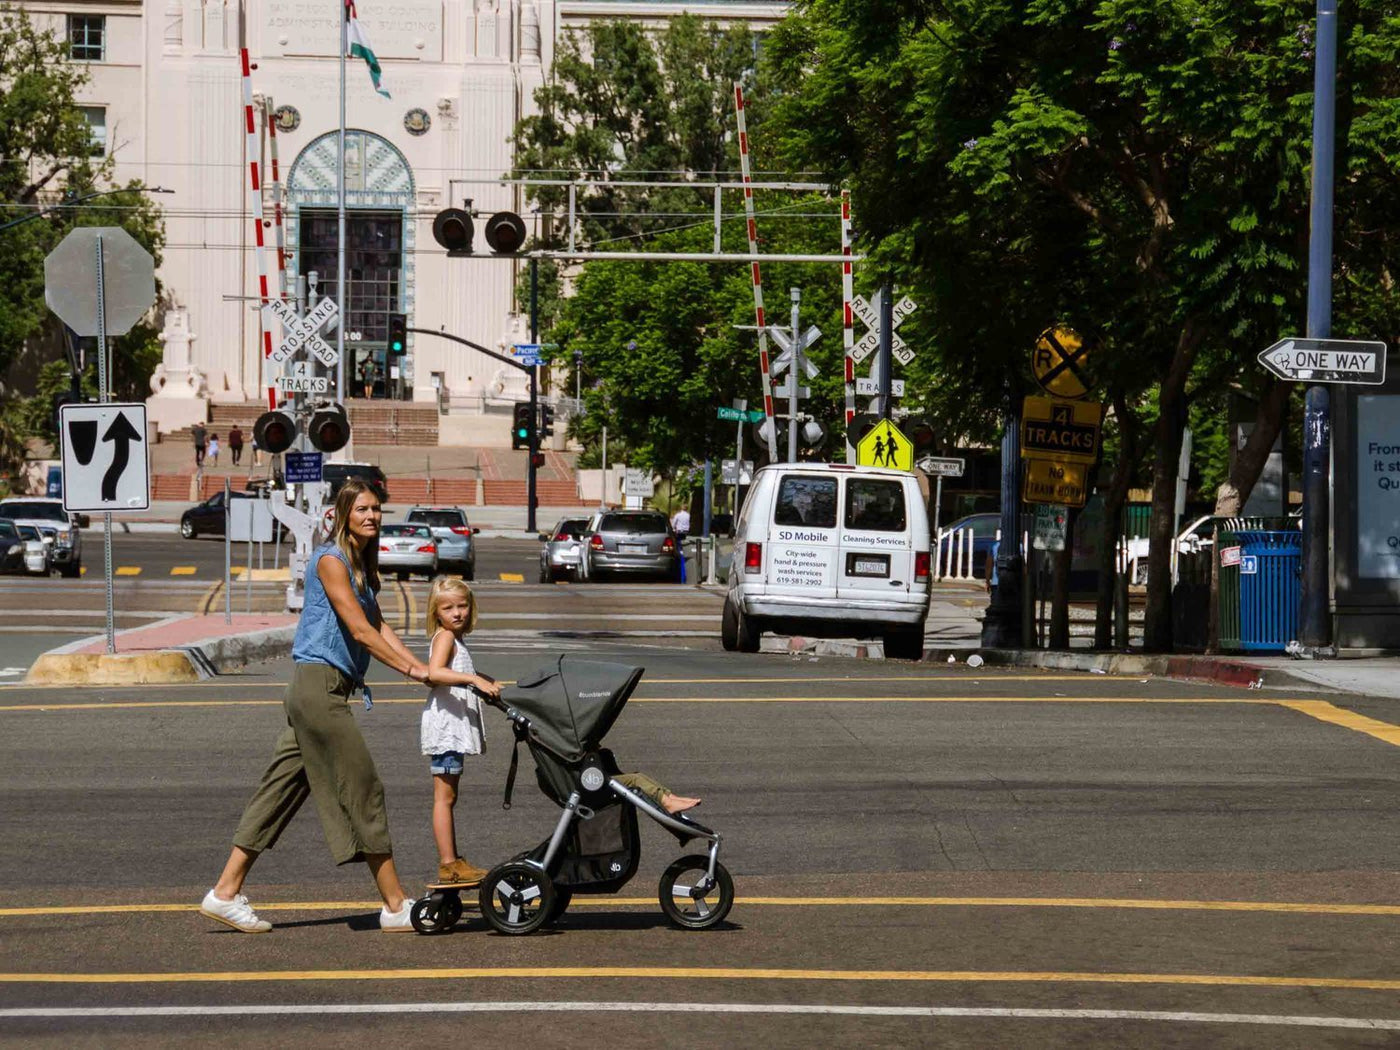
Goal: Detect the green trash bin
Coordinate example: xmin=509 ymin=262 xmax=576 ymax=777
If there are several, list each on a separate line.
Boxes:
xmin=1217 ymin=530 xmax=1241 ymax=651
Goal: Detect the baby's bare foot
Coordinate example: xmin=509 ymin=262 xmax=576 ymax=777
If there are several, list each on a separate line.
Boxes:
xmin=662 ymin=794 xmax=701 ymax=814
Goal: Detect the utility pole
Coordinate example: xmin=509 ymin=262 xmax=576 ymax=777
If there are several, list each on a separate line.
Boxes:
xmin=877 ymin=283 xmax=894 ymax=421
xmin=788 ymin=289 xmax=801 ymax=462
xmin=981 ymin=382 xmax=1024 ymax=649
xmin=1299 ymin=0 xmax=1337 ymax=652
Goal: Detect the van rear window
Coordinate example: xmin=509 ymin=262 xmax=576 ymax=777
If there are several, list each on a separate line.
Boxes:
xmin=774 ymin=476 xmax=837 ymax=528
xmin=845 ymin=479 xmax=907 ymax=532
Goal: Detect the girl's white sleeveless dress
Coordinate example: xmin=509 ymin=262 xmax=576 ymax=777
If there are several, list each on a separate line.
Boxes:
xmin=420 ymin=631 xmax=486 ymax=756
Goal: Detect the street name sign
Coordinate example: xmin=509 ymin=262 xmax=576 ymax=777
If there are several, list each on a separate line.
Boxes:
xmin=856 ymin=419 xmax=913 ymax=471
xmin=512 ymin=343 xmax=546 ymax=367
xmin=59 ymin=403 xmax=150 ymax=512
xmin=269 ymin=297 xmax=339 ymax=366
xmin=916 ymin=456 xmax=965 ymax=477
xmin=276 ymin=360 xmax=330 ymax=394
xmin=717 ymin=406 xmax=765 ymax=423
xmin=1031 ymin=325 xmax=1093 ymax=400
xmin=44 ymin=227 xmax=156 ymax=338
xmin=1257 ymin=338 xmax=1387 ymax=385
xmin=284 ymin=451 xmax=324 ymax=484
xmin=1020 ymin=396 xmax=1103 ymax=464
xmin=1023 ymin=458 xmax=1088 ymax=507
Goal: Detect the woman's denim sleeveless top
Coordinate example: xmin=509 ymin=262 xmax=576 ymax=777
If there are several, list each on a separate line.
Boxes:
xmin=292 ymin=544 xmax=378 ymax=683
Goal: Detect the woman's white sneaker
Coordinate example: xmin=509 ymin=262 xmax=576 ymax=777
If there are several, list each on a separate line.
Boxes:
xmin=380 ymin=900 xmax=415 ymax=932
xmin=200 ymin=889 xmax=272 ymax=933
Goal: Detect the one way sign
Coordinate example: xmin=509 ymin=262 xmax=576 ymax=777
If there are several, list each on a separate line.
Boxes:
xmin=59 ymin=403 xmax=150 ymax=512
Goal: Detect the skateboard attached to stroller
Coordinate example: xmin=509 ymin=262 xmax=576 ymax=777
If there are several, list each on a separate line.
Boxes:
xmin=410 ymin=656 xmax=731 ymax=936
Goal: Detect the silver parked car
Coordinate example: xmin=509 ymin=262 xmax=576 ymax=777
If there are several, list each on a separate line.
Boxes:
xmin=0 ymin=498 xmax=84 ymax=577
xmin=15 ymin=524 xmax=52 ymax=575
xmin=378 ymin=523 xmax=438 ymax=580
xmin=580 ymin=510 xmax=679 ymax=582
xmin=538 ymin=517 xmax=591 ymax=583
xmin=403 ymin=506 xmax=477 ymax=579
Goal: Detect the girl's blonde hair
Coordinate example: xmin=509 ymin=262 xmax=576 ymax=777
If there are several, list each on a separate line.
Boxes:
xmin=328 ymin=480 xmax=381 ymax=593
xmin=426 ymin=576 xmax=478 ymax=636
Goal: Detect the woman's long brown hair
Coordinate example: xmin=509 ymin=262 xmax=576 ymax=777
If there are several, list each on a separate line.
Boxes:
xmin=328 ymin=480 xmax=381 ymax=593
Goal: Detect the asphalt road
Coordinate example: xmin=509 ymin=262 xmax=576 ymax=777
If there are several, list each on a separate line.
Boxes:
xmin=1 ymin=643 xmax=1397 ymax=1047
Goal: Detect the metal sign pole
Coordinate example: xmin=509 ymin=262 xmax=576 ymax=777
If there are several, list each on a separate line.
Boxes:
xmin=788 ymin=289 xmax=801 ymax=463
xmin=934 ymin=475 xmax=943 ymax=533
xmin=224 ymin=477 xmax=232 ymax=625
xmin=94 ymin=234 xmax=116 ymax=654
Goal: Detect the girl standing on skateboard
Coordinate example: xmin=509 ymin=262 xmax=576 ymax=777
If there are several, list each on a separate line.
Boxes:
xmin=420 ymin=577 xmax=501 ymax=886
xmin=200 ymin=480 xmax=431 ymax=933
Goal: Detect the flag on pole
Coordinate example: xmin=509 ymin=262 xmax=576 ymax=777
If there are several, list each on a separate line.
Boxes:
xmin=346 ymin=2 xmax=390 ymax=98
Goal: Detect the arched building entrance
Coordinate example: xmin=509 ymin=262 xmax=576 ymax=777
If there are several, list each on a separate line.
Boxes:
xmin=286 ymin=130 xmax=416 ymax=399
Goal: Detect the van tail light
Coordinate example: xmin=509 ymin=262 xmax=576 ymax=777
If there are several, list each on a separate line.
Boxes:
xmin=590 ymin=533 xmax=604 ymax=550
xmin=417 ymin=544 xmax=437 ymax=553
xmin=661 ymin=536 xmax=675 ymax=553
xmin=450 ymin=526 xmax=473 ymax=535
xmin=744 ymin=542 xmax=763 ymax=574
xmin=914 ymin=551 xmax=931 ymax=581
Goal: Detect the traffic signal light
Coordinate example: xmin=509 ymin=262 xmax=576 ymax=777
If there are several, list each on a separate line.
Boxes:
xmin=539 ymin=403 xmax=555 ymax=439
xmin=432 ymin=207 xmax=473 ymax=255
xmin=253 ymin=409 xmax=297 ymax=455
xmin=387 ymin=312 xmax=407 ymax=355
xmin=530 ymin=452 xmax=546 ymax=468
xmin=308 ymin=403 xmax=351 ymax=453
xmin=511 ymin=402 xmax=533 ymax=450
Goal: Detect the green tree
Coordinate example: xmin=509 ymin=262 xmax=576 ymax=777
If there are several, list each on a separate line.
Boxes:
xmin=767 ymin=0 xmax=1400 ymax=650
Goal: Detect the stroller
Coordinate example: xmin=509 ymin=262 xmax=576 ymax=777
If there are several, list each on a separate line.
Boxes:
xmin=409 ymin=655 xmax=732 ymax=936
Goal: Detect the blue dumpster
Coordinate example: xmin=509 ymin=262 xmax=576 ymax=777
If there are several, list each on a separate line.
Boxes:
xmin=1234 ymin=530 xmax=1301 ymax=652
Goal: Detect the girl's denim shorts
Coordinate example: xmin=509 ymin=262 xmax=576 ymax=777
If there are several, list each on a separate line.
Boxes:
xmin=430 ymin=751 xmax=465 ymax=775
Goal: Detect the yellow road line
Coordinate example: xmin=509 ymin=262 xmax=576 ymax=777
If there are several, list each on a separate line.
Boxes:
xmin=170 ymin=566 xmax=197 ymax=576
xmin=498 ymin=573 xmax=524 ymax=582
xmin=0 ymin=967 xmax=1396 ymax=991
xmin=114 ymin=566 xmax=141 ymax=576
xmin=1277 ymin=699 xmax=1400 ymax=748
xmin=3 ymin=895 xmax=1397 ymax=918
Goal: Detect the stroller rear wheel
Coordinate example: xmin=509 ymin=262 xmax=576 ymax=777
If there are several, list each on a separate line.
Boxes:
xmin=658 ymin=855 xmax=733 ymax=930
xmin=479 ymin=862 xmax=556 ymax=935
xmin=410 ymin=891 xmax=463 ymax=935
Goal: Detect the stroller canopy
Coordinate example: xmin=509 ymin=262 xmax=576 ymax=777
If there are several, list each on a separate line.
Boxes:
xmin=502 ymin=655 xmax=644 ymax=760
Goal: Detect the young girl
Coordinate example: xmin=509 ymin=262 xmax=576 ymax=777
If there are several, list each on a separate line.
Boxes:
xmin=421 ymin=577 xmax=501 ymax=885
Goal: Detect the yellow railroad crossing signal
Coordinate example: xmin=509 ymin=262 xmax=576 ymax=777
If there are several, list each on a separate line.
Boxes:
xmin=1032 ymin=325 xmax=1093 ymax=400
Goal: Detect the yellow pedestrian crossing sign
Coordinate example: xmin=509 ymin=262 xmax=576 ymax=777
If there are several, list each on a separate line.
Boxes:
xmin=856 ymin=419 xmax=913 ymax=471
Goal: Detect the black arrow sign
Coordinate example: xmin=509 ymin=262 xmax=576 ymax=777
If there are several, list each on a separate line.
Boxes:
xmin=100 ymin=411 xmax=142 ymax=501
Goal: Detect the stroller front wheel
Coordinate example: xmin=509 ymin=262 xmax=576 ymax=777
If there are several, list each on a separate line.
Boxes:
xmin=659 ymin=855 xmax=734 ymax=930
xmin=479 ymin=862 xmax=556 ymax=935
xmin=410 ymin=891 xmax=463 ymax=935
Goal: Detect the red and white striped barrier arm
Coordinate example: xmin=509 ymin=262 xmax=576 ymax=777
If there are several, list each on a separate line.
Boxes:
xmin=733 ymin=84 xmax=778 ymax=459
xmin=239 ymin=48 xmax=276 ymax=410
xmin=266 ymin=98 xmax=288 ymax=301
xmin=841 ymin=189 xmax=856 ymax=463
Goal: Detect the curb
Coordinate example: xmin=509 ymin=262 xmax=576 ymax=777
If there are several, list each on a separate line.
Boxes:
xmin=24 ymin=620 xmax=297 ymax=686
xmin=922 ymin=647 xmax=1276 ymax=689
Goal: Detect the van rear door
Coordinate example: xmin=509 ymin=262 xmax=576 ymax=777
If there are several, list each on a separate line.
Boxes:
xmin=837 ymin=475 xmax=914 ymax=600
xmin=764 ymin=473 xmax=840 ymax=598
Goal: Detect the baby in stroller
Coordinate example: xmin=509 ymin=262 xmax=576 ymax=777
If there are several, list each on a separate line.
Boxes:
xmin=409 ymin=655 xmax=731 ymax=936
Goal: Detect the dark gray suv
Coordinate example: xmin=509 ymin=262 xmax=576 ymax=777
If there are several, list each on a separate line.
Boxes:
xmin=580 ymin=510 xmax=678 ymax=582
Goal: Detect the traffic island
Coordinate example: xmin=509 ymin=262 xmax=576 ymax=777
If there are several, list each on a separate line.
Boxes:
xmin=25 ymin=613 xmax=298 ymax=686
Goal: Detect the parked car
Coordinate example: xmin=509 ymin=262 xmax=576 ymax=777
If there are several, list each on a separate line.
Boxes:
xmin=936 ymin=512 xmax=1000 ymax=580
xmin=0 ymin=498 xmax=84 ymax=577
xmin=722 ymin=463 xmax=932 ymax=659
xmin=1122 ymin=514 xmax=1218 ymax=585
xmin=180 ymin=491 xmax=285 ymax=540
xmin=14 ymin=523 xmax=52 ymax=575
xmin=403 ymin=506 xmax=477 ymax=578
xmin=378 ymin=523 xmax=438 ymax=580
xmin=324 ymin=462 xmax=390 ymax=504
xmin=538 ymin=517 xmax=591 ymax=582
xmin=0 ymin=520 xmax=28 ymax=575
xmin=579 ymin=510 xmax=679 ymax=582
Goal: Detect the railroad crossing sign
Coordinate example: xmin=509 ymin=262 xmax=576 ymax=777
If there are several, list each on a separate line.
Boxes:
xmin=1032 ymin=325 xmax=1093 ymax=400
xmin=269 ymin=297 xmax=339 ymax=366
xmin=857 ymin=378 xmax=905 ymax=396
xmin=769 ymin=325 xmax=822 ymax=378
xmin=44 ymin=227 xmax=156 ymax=338
xmin=1024 ymin=459 xmax=1089 ymax=507
xmin=850 ymin=292 xmax=917 ymax=365
xmin=276 ymin=360 xmax=330 ymax=394
xmin=1257 ymin=337 xmax=1387 ymax=385
xmin=58 ymin=403 xmax=150 ymax=512
xmin=856 ymin=418 xmax=913 ymax=471
xmin=1020 ymin=396 xmax=1103 ymax=464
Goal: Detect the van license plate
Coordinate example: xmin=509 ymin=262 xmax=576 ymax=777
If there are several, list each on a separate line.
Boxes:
xmin=848 ymin=554 xmax=889 ymax=577
xmin=619 ymin=543 xmax=647 ymax=554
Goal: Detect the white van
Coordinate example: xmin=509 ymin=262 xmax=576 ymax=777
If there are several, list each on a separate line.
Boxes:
xmin=721 ymin=463 xmax=932 ymax=659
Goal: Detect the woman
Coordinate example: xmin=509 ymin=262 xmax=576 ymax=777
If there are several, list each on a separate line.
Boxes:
xmin=200 ymin=480 xmax=430 ymax=933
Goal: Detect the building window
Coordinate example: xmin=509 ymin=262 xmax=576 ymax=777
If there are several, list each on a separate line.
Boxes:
xmin=68 ymin=15 xmax=105 ymax=61
xmin=79 ymin=107 xmax=106 ymax=156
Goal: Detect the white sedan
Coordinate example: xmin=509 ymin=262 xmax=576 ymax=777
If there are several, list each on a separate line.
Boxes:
xmin=378 ymin=523 xmax=438 ymax=581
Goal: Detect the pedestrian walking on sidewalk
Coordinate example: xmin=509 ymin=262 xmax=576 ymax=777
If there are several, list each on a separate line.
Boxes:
xmin=228 ymin=425 xmax=244 ymax=466
xmin=192 ymin=422 xmax=207 ymax=468
xmin=201 ymin=480 xmax=432 ymax=934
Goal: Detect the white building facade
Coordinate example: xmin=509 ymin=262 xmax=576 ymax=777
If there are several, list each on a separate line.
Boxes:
xmin=19 ymin=0 xmax=784 ymax=435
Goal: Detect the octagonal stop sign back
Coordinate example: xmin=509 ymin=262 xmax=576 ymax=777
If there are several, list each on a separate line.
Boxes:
xmin=44 ymin=226 xmax=156 ymax=337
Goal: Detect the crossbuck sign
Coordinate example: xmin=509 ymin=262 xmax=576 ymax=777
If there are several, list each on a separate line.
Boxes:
xmin=850 ymin=292 xmax=917 ymax=365
xmin=268 ymin=298 xmax=340 ymax=367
